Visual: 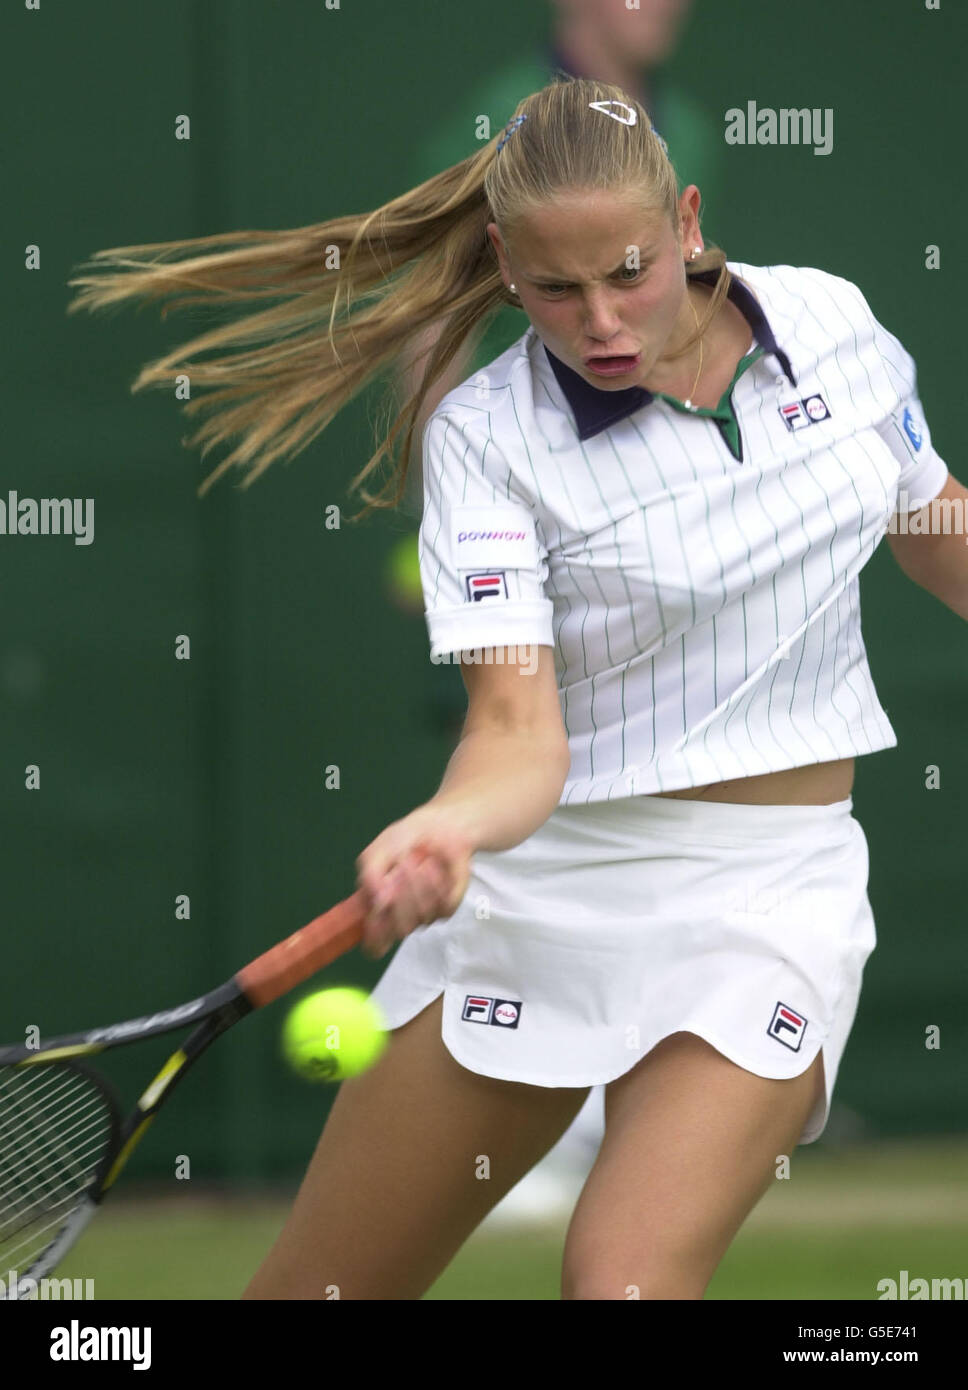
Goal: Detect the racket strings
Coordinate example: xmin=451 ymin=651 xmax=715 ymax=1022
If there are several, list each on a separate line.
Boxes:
xmin=0 ymin=1063 xmax=117 ymax=1273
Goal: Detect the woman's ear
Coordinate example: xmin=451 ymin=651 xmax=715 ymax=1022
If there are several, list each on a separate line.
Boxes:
xmin=485 ymin=222 xmax=509 ymax=283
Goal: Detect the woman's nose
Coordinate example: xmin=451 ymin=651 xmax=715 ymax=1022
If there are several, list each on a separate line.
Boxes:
xmin=581 ymin=290 xmax=622 ymax=340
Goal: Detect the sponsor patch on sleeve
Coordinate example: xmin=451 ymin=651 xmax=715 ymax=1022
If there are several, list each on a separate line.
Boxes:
xmin=902 ymin=406 xmax=923 ymax=452
xmin=465 ymin=571 xmax=508 ymax=602
xmin=450 ymin=504 xmax=539 ymax=571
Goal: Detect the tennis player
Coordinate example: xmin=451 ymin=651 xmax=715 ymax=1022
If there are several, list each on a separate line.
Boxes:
xmin=69 ymin=76 xmax=966 ymax=1300
xmin=244 ymin=84 xmax=965 ymax=1300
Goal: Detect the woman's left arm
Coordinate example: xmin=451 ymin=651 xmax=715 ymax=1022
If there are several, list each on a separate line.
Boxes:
xmin=885 ymin=473 xmax=968 ymax=621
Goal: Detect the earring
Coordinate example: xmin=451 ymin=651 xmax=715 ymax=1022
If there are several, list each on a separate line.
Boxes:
xmin=690 ymin=247 xmax=701 ymax=259
xmin=509 ymin=282 xmax=517 ymax=294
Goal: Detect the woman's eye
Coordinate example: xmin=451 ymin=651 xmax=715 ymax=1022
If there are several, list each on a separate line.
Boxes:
xmin=542 ymin=284 xmax=568 ymax=295
xmin=618 ymin=266 xmax=642 ymax=281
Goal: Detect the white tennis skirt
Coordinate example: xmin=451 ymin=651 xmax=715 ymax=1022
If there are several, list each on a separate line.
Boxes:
xmin=369 ymin=793 xmax=876 ymax=1147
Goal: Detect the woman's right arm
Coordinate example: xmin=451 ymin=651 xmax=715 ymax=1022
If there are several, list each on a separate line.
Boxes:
xmin=356 ymin=644 xmax=569 ymax=957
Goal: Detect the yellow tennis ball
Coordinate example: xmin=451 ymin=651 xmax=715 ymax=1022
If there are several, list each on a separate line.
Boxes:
xmin=282 ymin=988 xmax=388 ymax=1082
xmin=385 ymin=533 xmax=423 ymax=610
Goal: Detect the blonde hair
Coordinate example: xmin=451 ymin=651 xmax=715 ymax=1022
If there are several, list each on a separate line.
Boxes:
xmin=66 ymin=75 xmax=728 ymax=522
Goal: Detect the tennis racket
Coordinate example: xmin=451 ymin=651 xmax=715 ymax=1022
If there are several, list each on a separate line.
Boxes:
xmin=0 ymin=890 xmax=368 ymax=1297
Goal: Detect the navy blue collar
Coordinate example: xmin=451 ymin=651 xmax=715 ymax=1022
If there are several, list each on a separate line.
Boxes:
xmin=543 ymin=269 xmax=797 ymax=441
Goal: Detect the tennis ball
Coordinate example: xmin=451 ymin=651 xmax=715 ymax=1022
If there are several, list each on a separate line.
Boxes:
xmin=282 ymin=988 xmax=389 ymax=1082
xmin=385 ymin=533 xmax=423 ymax=612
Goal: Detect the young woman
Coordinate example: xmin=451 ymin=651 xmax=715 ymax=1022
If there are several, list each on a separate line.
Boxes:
xmin=69 ymin=77 xmax=965 ymax=1300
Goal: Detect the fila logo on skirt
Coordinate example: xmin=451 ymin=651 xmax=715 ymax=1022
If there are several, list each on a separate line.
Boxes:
xmin=462 ymin=995 xmax=522 ymax=1028
xmin=768 ymin=1001 xmax=808 ymax=1050
xmin=465 ymin=571 xmax=508 ymax=602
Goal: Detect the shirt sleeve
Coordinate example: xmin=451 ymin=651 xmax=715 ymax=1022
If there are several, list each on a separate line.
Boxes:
xmin=864 ymin=300 xmax=950 ymax=509
xmin=418 ymin=411 xmax=555 ymax=659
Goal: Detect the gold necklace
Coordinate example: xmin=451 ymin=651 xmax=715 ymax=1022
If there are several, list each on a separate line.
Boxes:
xmin=682 ymin=289 xmax=704 ymax=410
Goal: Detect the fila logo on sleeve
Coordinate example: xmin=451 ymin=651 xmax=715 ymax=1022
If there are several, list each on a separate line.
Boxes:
xmin=462 ymin=995 xmax=522 ymax=1028
xmin=465 ymin=571 xmax=508 ymax=602
xmin=767 ymin=1001 xmax=808 ymax=1050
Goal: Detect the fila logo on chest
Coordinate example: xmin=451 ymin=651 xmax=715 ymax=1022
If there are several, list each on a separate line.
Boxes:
xmin=778 ymin=394 xmax=832 ymax=432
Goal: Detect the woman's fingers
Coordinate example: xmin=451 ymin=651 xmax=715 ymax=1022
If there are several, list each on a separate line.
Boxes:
xmin=355 ymin=811 xmax=475 ymax=961
xmin=401 ymin=853 xmax=449 ymax=923
xmin=361 ymin=850 xmax=453 ymax=958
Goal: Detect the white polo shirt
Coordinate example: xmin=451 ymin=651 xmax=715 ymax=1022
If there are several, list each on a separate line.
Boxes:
xmin=418 ymin=261 xmax=950 ymax=804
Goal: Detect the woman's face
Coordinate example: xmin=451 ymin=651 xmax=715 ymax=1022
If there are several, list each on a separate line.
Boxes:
xmin=487 ymin=187 xmax=700 ymax=391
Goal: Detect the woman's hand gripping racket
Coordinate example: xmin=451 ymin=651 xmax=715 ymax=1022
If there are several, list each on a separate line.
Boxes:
xmin=0 ymin=892 xmax=368 ymax=1296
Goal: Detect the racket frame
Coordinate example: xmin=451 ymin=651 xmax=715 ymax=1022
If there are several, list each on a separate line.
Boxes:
xmin=0 ymin=890 xmax=367 ymax=1292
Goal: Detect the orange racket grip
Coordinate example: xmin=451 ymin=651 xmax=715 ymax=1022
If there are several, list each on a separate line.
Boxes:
xmin=235 ymin=891 xmax=368 ymax=1009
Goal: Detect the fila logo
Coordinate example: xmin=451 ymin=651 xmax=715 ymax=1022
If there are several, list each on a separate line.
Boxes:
xmin=778 ymin=394 xmax=831 ymax=432
xmin=465 ymin=571 xmax=508 ymax=602
xmin=461 ymin=995 xmax=522 ymax=1028
xmin=768 ymin=1001 xmax=808 ymax=1051
xmin=803 ymin=394 xmax=830 ymax=421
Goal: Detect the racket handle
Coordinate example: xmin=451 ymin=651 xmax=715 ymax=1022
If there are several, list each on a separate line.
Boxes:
xmin=235 ymin=891 xmax=368 ymax=1008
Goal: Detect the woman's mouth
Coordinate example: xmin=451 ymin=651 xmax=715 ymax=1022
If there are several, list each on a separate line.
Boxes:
xmin=583 ymin=352 xmax=641 ymax=377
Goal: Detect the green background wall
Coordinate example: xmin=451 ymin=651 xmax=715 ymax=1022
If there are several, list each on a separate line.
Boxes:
xmin=0 ymin=0 xmax=963 ymax=1181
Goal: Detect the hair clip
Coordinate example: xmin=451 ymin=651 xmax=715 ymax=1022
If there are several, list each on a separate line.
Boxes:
xmin=588 ymin=100 xmax=637 ymax=126
xmin=496 ymin=113 xmax=528 ymax=152
xmin=587 ymin=99 xmax=668 ymax=154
